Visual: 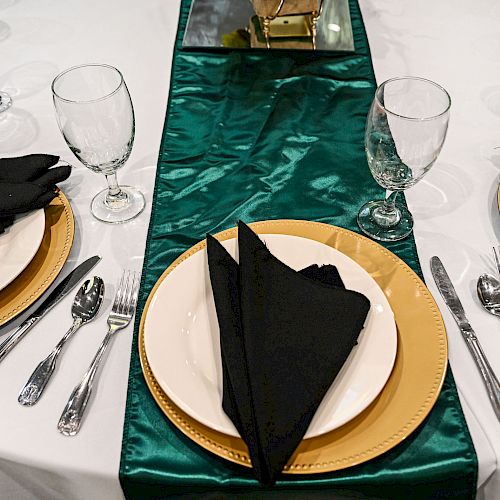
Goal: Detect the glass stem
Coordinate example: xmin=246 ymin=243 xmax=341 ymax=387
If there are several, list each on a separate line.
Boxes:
xmin=105 ymin=173 xmax=121 ymax=197
xmin=383 ymin=190 xmax=398 ymax=212
xmin=373 ymin=190 xmax=401 ymax=227
xmin=104 ymin=173 xmax=127 ymax=208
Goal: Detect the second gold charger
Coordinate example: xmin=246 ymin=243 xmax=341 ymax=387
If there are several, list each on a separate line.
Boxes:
xmin=139 ymin=219 xmax=447 ymax=473
xmin=0 ymin=191 xmax=74 ymax=327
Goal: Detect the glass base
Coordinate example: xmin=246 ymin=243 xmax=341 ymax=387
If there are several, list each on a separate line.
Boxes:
xmin=357 ymin=199 xmax=413 ymax=242
xmin=91 ymin=185 xmax=145 ymax=224
xmin=0 ymin=92 xmax=12 ymax=113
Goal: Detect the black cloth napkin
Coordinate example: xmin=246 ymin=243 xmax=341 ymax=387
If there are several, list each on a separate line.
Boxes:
xmin=207 ymin=221 xmax=371 ymax=485
xmin=0 ymin=154 xmax=71 ymax=233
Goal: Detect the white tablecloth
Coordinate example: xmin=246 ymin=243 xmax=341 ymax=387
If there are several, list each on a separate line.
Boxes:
xmin=0 ymin=0 xmax=497 ymax=498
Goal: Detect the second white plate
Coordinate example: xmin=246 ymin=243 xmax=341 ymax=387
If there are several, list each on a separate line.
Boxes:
xmin=144 ymin=234 xmax=397 ymax=439
xmin=0 ymin=209 xmax=45 ymax=292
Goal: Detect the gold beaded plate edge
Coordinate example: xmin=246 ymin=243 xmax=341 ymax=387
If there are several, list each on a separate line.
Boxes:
xmin=139 ymin=219 xmax=447 ymax=474
xmin=0 ymin=191 xmax=75 ymax=327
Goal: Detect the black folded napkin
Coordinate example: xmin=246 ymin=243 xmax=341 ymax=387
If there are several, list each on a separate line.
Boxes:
xmin=0 ymin=154 xmax=71 ymax=233
xmin=207 ymin=221 xmax=371 ymax=485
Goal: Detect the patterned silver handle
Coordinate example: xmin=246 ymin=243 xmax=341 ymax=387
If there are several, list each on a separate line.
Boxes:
xmin=465 ymin=333 xmax=500 ymax=420
xmin=18 ymin=319 xmax=83 ymax=406
xmin=57 ymin=328 xmax=115 ymax=436
xmin=19 ymin=351 xmax=59 ymax=406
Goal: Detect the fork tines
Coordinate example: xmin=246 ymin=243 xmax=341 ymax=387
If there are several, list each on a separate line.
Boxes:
xmin=113 ymin=270 xmax=140 ymax=316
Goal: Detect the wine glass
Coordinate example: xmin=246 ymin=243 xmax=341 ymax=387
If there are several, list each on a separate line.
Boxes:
xmin=357 ymin=76 xmax=451 ymax=242
xmin=0 ymin=91 xmax=12 ymax=112
xmin=52 ymin=64 xmax=145 ymax=223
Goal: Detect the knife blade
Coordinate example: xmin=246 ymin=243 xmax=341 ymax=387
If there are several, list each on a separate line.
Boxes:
xmin=430 ymin=256 xmax=500 ymax=420
xmin=0 ymin=255 xmax=101 ymax=364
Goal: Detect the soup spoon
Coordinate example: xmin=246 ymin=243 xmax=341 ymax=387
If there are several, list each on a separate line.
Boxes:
xmin=477 ymin=273 xmax=500 ymax=318
xmin=18 ymin=276 xmax=105 ymax=406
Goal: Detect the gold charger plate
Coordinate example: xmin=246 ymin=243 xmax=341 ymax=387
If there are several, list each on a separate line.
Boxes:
xmin=139 ymin=220 xmax=447 ymax=473
xmin=0 ymin=191 xmax=74 ymax=327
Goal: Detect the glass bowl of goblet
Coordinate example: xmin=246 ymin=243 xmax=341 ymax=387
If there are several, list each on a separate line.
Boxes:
xmin=52 ymin=63 xmax=145 ymax=223
xmin=357 ymin=76 xmax=451 ymax=242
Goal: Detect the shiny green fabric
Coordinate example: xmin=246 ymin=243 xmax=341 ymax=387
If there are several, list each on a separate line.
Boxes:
xmin=119 ymin=0 xmax=478 ymax=497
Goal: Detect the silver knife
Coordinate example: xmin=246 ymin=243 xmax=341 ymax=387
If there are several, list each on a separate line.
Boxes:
xmin=0 ymin=255 xmax=101 ymax=364
xmin=430 ymin=256 xmax=500 ymax=420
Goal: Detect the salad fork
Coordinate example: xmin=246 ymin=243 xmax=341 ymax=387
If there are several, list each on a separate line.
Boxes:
xmin=58 ymin=270 xmax=140 ymax=436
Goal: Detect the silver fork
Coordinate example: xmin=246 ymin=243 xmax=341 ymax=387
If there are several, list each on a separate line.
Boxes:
xmin=57 ymin=270 xmax=140 ymax=436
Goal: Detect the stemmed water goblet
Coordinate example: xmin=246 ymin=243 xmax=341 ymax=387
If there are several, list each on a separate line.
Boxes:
xmin=1 ymin=7 xmax=14 ymax=112
xmin=52 ymin=64 xmax=145 ymax=223
xmin=357 ymin=76 xmax=451 ymax=242
xmin=0 ymin=91 xmax=12 ymax=112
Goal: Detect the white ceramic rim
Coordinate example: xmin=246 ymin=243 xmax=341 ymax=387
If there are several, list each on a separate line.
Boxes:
xmin=0 ymin=209 xmax=45 ymax=292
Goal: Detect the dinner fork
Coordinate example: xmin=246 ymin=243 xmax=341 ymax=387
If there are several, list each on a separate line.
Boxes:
xmin=57 ymin=270 xmax=140 ymax=436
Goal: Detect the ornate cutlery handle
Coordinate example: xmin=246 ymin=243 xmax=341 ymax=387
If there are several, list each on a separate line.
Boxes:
xmin=464 ymin=332 xmax=500 ymax=420
xmin=18 ymin=319 xmax=83 ymax=406
xmin=19 ymin=351 xmax=58 ymax=406
xmin=58 ymin=328 xmax=115 ymax=436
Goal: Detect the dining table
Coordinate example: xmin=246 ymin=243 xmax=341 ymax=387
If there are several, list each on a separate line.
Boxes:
xmin=0 ymin=0 xmax=499 ymax=498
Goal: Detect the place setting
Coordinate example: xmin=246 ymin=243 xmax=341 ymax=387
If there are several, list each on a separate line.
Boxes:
xmin=133 ymin=74 xmax=457 ymax=483
xmin=0 ymin=155 xmax=140 ymax=433
xmin=139 ymin=218 xmax=448 ymax=480
xmin=0 ymin=62 xmax=144 ymax=434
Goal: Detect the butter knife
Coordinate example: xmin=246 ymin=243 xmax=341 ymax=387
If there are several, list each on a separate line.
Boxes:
xmin=0 ymin=255 xmax=101 ymax=364
xmin=430 ymin=256 xmax=500 ymax=420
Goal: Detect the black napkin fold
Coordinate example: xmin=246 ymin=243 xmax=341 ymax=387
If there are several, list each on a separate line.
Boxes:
xmin=207 ymin=221 xmax=371 ymax=485
xmin=0 ymin=154 xmax=71 ymax=233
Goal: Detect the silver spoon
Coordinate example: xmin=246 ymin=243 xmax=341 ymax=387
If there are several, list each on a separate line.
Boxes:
xmin=18 ymin=276 xmax=105 ymax=406
xmin=477 ymin=273 xmax=500 ymax=318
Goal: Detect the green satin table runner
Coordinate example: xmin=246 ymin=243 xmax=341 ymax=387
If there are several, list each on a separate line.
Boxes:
xmin=119 ymin=0 xmax=478 ymax=497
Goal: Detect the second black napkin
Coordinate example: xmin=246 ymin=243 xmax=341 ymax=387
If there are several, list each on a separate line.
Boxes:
xmin=0 ymin=154 xmax=71 ymax=233
xmin=207 ymin=221 xmax=371 ymax=485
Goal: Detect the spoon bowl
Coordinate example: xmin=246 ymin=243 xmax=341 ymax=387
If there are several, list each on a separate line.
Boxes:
xmin=72 ymin=276 xmax=105 ymax=323
xmin=477 ymin=273 xmax=500 ymax=318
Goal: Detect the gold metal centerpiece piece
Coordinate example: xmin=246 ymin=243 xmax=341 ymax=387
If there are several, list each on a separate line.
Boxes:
xmin=251 ymin=0 xmax=324 ymax=49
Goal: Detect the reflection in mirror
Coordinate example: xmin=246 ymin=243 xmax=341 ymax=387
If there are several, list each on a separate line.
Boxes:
xmin=183 ymin=0 xmax=354 ymax=52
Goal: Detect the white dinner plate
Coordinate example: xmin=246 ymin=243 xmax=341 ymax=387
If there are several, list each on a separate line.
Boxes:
xmin=144 ymin=234 xmax=397 ymax=439
xmin=0 ymin=209 xmax=45 ymax=292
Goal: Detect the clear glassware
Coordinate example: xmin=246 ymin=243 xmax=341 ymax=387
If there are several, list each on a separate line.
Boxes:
xmin=0 ymin=91 xmax=12 ymax=112
xmin=357 ymin=76 xmax=451 ymax=242
xmin=52 ymin=64 xmax=145 ymax=223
